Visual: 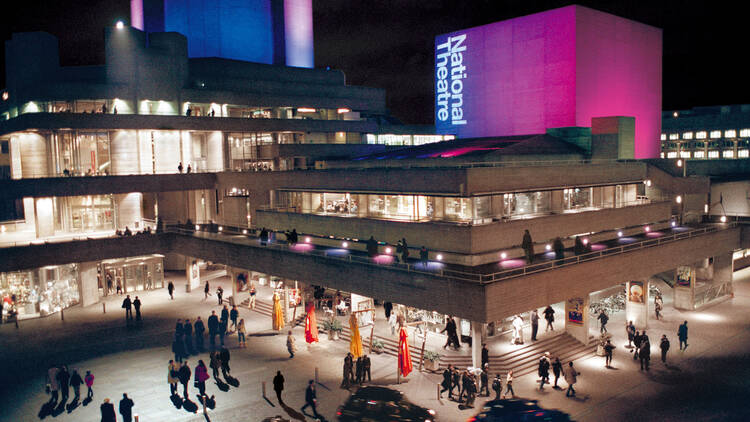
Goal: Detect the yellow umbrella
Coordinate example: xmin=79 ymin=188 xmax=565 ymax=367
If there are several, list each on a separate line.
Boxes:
xmin=272 ymin=291 xmax=285 ymax=331
xmin=349 ymin=313 xmax=363 ymax=358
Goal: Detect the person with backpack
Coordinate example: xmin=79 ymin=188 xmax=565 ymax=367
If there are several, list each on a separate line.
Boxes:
xmin=492 ymin=373 xmax=503 ymax=400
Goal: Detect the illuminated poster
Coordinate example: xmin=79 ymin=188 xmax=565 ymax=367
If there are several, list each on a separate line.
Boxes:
xmin=567 ymin=298 xmax=584 ymax=325
xmin=628 ymin=281 xmax=644 ymax=303
xmin=676 ymin=266 xmax=692 ymax=287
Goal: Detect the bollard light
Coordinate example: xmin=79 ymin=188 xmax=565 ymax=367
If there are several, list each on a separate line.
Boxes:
xmin=617 ymin=231 xmax=623 ymax=237
xmin=116 ymin=21 xmax=124 ymax=29
xmin=671 ymin=221 xmax=677 ymax=227
xmin=218 ymin=226 xmax=223 ymax=232
xmin=644 ymin=226 xmax=650 ymax=232
xmin=582 ymin=238 xmax=588 ymax=245
xmin=195 ymin=224 xmax=200 ymax=230
xmin=242 ymin=229 xmax=247 ymax=234
xmin=545 ymin=244 xmax=551 ymax=251
xmin=385 ymin=247 xmax=392 ymax=254
xmin=676 ymin=195 xmax=682 ymax=204
xmin=720 ymin=215 xmax=727 ymax=223
xmin=305 ymin=236 xmax=311 ymax=243
xmin=342 ymin=241 xmax=348 ymax=248
xmin=500 ymin=252 xmax=507 ymax=259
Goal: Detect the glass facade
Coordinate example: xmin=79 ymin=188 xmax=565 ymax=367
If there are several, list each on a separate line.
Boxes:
xmin=0 ymin=264 xmax=80 ymax=319
xmin=100 ymin=255 xmax=164 ymax=295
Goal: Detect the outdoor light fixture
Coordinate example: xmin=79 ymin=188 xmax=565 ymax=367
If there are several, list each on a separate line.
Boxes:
xmin=385 ymin=247 xmax=392 ymax=254
xmin=297 ymin=107 xmax=316 ymax=113
xmin=437 ymin=254 xmax=443 ymax=261
xmin=116 ymin=21 xmax=125 ymax=29
xmin=671 ymin=221 xmax=677 ymax=227
xmin=195 ymin=225 xmax=200 ymax=230
xmin=582 ymin=238 xmax=589 ymax=245
xmin=677 ymin=159 xmax=683 ymax=167
xmin=1 ymin=91 xmax=8 ymax=101
xmin=673 ymin=111 xmax=679 ymax=118
xmin=337 ymin=108 xmax=351 ymax=114
xmin=242 ymin=229 xmax=247 ymax=234
xmin=644 ymin=179 xmax=652 ymax=187
xmin=617 ymin=231 xmax=623 ymax=237
xmin=676 ymin=195 xmax=682 ymax=204
xmin=545 ymin=244 xmax=552 ymax=251
xmin=645 ymin=226 xmax=651 ymax=232
xmin=342 ymin=241 xmax=348 ymax=248
xmin=218 ymin=226 xmax=223 ymax=231
xmin=500 ymin=252 xmax=507 ymax=259
xmin=704 ymin=204 xmax=709 ymax=213
xmin=305 ymin=237 xmax=311 ymax=243
xmin=721 ymin=215 xmax=727 ymax=223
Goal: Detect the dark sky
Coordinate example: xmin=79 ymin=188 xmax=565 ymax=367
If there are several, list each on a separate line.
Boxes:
xmin=2 ymin=1 xmax=749 ymax=124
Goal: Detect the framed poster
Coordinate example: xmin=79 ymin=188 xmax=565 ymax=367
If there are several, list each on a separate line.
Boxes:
xmin=676 ymin=266 xmax=692 ymax=287
xmin=628 ymin=281 xmax=644 ymax=303
xmin=567 ymin=298 xmax=584 ymax=325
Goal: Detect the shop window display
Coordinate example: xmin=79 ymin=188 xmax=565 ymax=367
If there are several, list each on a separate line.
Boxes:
xmin=0 ymin=264 xmax=80 ymax=319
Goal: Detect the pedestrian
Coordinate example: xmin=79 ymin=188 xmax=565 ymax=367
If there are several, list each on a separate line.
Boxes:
xmin=70 ymin=369 xmax=83 ymax=402
xmin=440 ymin=365 xmax=453 ymax=399
xmin=451 ymin=367 xmax=460 ymax=401
xmin=183 ymin=318 xmax=194 ymax=355
xmin=187 ymin=164 xmax=192 ymax=173
xmin=56 ymin=365 xmax=70 ymax=403
xmin=465 ymin=373 xmax=477 ymax=408
xmin=363 ymin=354 xmax=371 ymax=382
xmin=218 ymin=317 xmax=227 ymax=347
xmin=441 ymin=316 xmax=459 ymax=350
xmin=208 ymin=311 xmax=219 ymax=349
xmin=481 ymin=343 xmax=489 ymax=369
xmin=459 ymin=370 xmax=468 ymax=403
xmin=503 ymin=370 xmax=515 ymax=398
xmin=204 ymin=281 xmax=211 ymax=300
xmin=237 ymin=318 xmax=246 ymax=348
xmin=511 ymin=314 xmax=524 ymax=344
xmin=678 ymin=321 xmax=689 ymax=350
xmin=604 ymin=339 xmax=616 ymax=367
xmin=217 ymin=287 xmax=224 ymax=305
xmin=420 ymin=246 xmax=429 ymax=267
xmin=531 ymin=309 xmax=539 ymax=341
xmin=178 ymin=360 xmax=191 ymax=397
xmin=564 ymin=362 xmax=578 ymax=397
xmin=366 ymin=236 xmax=378 ymax=257
xmin=633 ymin=330 xmax=642 ymax=360
xmin=639 ymin=340 xmax=651 ymax=371
xmin=301 ymin=380 xmax=319 ymax=417
xmin=173 ymin=337 xmax=184 ymax=363
xmin=597 ymin=310 xmax=609 ymax=333
xmin=260 ymin=227 xmax=269 ymax=245
xmin=543 ymin=305 xmax=555 ymax=331
xmin=195 ymin=360 xmax=210 ymax=397
xmin=116 ymin=280 xmax=123 ymax=295
xmin=342 ymin=353 xmax=353 ymax=388
xmin=655 ymin=294 xmax=664 ymax=320
xmin=133 ymin=296 xmax=142 ymax=321
xmin=85 ymin=370 xmax=95 ymax=399
xmin=355 ymin=357 xmax=363 ymax=384
xmin=230 ymin=305 xmax=239 ymax=331
xmin=178 ymin=162 xmax=184 ymax=173
xmin=492 ymin=373 xmax=502 ymax=400
xmin=175 ymin=318 xmax=184 ymax=339
xmin=273 ymin=370 xmax=285 ymax=403
xmin=552 ymin=357 xmax=562 ymax=388
xmin=521 ymin=229 xmax=534 ymax=264
xmin=219 ymin=346 xmax=231 ymax=377
xmin=100 ymin=398 xmax=116 ymax=422
xmin=168 ymin=360 xmax=180 ymax=395
xmin=538 ymin=355 xmax=550 ymax=390
xmin=167 ymin=281 xmax=174 ymax=299
xmin=194 ymin=317 xmax=205 ymax=352
xmin=553 ymin=236 xmax=565 ymax=264
xmin=47 ymin=365 xmax=60 ymax=403
xmin=383 ymin=301 xmax=393 ymax=320
xmin=480 ymin=364 xmax=490 ymax=396
xmin=249 ymin=284 xmax=257 ymax=309
xmin=400 ymin=237 xmax=409 ymax=263
xmin=286 ymin=330 xmax=297 ymax=358
xmin=119 ymin=393 xmax=134 ymax=422
xmin=626 ymin=321 xmax=636 ymax=347
xmin=122 ymin=294 xmax=132 ymax=320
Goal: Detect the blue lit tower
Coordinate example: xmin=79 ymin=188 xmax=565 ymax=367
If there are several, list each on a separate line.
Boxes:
xmin=130 ymin=0 xmax=313 ymax=68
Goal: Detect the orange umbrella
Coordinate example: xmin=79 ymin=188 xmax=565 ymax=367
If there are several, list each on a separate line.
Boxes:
xmin=349 ymin=313 xmax=363 ymax=357
xmin=272 ymin=291 xmax=285 ymax=331
xmin=398 ymin=327 xmax=412 ymax=377
xmin=305 ymin=302 xmax=319 ymax=343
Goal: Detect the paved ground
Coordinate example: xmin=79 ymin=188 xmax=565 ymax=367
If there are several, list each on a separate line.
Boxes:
xmin=3 ymin=268 xmax=750 ymax=421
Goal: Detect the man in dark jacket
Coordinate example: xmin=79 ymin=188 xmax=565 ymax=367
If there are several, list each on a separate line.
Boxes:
xmin=122 ymin=295 xmax=132 ymax=320
xmin=178 ymin=361 xmax=191 ymax=397
xmin=660 ymin=334 xmax=671 ymax=363
xmin=480 ymin=364 xmax=490 ymax=396
xmin=301 ymin=380 xmax=318 ymax=417
xmin=100 ymin=398 xmax=116 ymax=422
xmin=543 ymin=306 xmax=555 ymax=331
xmin=273 ymin=371 xmax=285 ymax=403
xmin=133 ymin=296 xmax=142 ymax=321
xmin=481 ymin=344 xmax=489 ymax=368
xmin=183 ymin=318 xmax=193 ymax=355
xmin=194 ymin=317 xmax=205 ymax=352
xmin=230 ymin=306 xmax=239 ymax=331
xmin=175 ymin=319 xmax=184 ymax=339
xmin=639 ymin=341 xmax=651 ymax=371
xmin=362 ymin=355 xmax=371 ymax=382
xmin=167 ymin=281 xmax=175 ymax=299
xmin=69 ymin=369 xmax=83 ymax=402
xmin=451 ymin=367 xmax=460 ymax=401
xmin=208 ymin=311 xmax=219 ymax=349
xmin=220 ymin=346 xmax=231 ymax=377
xmin=440 ymin=365 xmax=453 ymax=399
xmin=119 ymin=393 xmax=134 ymax=422
xmin=57 ymin=365 xmax=70 ymax=402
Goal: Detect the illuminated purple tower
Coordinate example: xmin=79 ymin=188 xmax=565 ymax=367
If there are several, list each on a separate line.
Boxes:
xmin=130 ymin=0 xmax=313 ymax=68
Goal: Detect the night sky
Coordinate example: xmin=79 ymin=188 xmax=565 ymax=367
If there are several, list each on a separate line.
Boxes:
xmin=1 ymin=1 xmax=749 ymax=124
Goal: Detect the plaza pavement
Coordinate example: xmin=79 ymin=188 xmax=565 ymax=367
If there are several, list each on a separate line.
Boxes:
xmin=3 ymin=269 xmax=750 ymax=421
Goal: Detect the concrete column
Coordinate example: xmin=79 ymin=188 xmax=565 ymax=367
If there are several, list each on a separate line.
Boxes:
xmin=79 ymin=261 xmax=100 ymax=307
xmin=284 ymin=286 xmax=291 ymax=323
xmin=714 ymin=253 xmax=733 ymax=286
xmin=550 ymin=190 xmax=564 ymax=214
xmin=34 ymin=197 xmax=54 ymax=238
xmin=114 ymin=192 xmax=143 ymax=231
xmin=626 ymin=280 xmax=650 ymax=329
xmin=674 ymin=265 xmax=695 ymax=311
xmin=19 ymin=132 xmax=49 ymax=178
xmin=185 ymin=258 xmax=200 ymax=292
xmin=471 ymin=322 xmax=482 ymax=369
xmin=565 ymin=295 xmax=590 ymax=344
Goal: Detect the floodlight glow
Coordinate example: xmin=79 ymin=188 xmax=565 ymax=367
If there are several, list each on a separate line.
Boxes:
xmin=500 ymin=252 xmax=507 ymax=259
xmin=677 ymin=159 xmax=683 ymax=167
xmin=337 ymin=108 xmax=351 ymax=114
xmin=195 ymin=225 xmax=200 ymax=230
xmin=305 ymin=237 xmax=311 ymax=243
xmin=582 ymin=238 xmax=589 ymax=245
xmin=218 ymin=226 xmax=223 ymax=232
xmin=617 ymin=231 xmax=623 ymax=237
xmin=437 ymin=254 xmax=443 ymax=261
xmin=116 ymin=21 xmax=125 ymax=29
xmin=671 ymin=221 xmax=676 ymax=227
xmin=645 ymin=226 xmax=650 ymax=232
xmin=676 ymin=195 xmax=682 ymax=204
xmin=242 ymin=229 xmax=248 ymax=234
xmin=545 ymin=244 xmax=552 ymax=251
xmin=720 ymin=215 xmax=727 ymax=223
xmin=385 ymin=247 xmax=392 ymax=254
xmin=297 ymin=107 xmax=316 ymax=113
xmin=342 ymin=241 xmax=348 ymax=248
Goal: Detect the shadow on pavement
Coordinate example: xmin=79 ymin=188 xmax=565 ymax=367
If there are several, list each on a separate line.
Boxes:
xmin=183 ymin=397 xmax=199 ymax=413
xmin=66 ymin=399 xmax=80 ymax=413
xmin=170 ymin=393 xmax=183 ymax=409
xmin=225 ymin=375 xmax=240 ymax=387
xmin=279 ymin=400 xmax=306 ymax=422
xmin=215 ymin=378 xmax=230 ymax=392
xmin=37 ymin=400 xmax=55 ymax=419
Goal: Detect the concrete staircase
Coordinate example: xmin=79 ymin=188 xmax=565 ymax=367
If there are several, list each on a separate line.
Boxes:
xmin=239 ymin=297 xmax=307 ymax=327
xmin=439 ymin=332 xmax=597 ymax=377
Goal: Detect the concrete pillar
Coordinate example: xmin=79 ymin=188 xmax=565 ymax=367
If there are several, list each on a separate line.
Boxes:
xmin=471 ymin=322 xmax=482 ymax=369
xmin=185 ymin=258 xmax=200 ymax=292
xmin=110 ymin=130 xmax=139 ymax=175
xmin=79 ymin=261 xmax=100 ymax=307
xmin=673 ymin=265 xmax=695 ymax=311
xmin=284 ymin=286 xmax=291 ymax=323
xmin=714 ymin=253 xmax=733 ymax=286
xmin=115 ymin=192 xmax=143 ymax=231
xmin=565 ymin=295 xmax=590 ymax=344
xmin=626 ymin=280 xmax=650 ymax=329
xmin=34 ymin=197 xmax=55 ymax=238
xmin=153 ymin=130 xmax=181 ymax=174
xmin=19 ymin=132 xmax=49 ymax=178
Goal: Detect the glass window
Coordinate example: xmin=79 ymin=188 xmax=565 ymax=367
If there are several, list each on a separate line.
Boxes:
xmin=725 ymin=130 xmax=737 ymax=138
xmin=444 ymin=197 xmax=472 ymax=221
xmin=667 ymin=151 xmax=678 ymax=158
xmin=739 ymin=150 xmax=749 ymax=158
xmin=368 ymin=195 xmax=385 ymax=217
xmin=669 ymin=134 xmax=679 ymax=140
xmin=473 ymin=196 xmax=491 ymax=220
xmin=694 ymin=150 xmax=705 ymax=158
xmin=682 ymin=132 xmax=693 ymax=140
xmin=660 ymin=134 xmax=666 ymax=141
xmin=708 ymin=150 xmax=719 ymax=158
xmin=722 ymin=150 xmax=734 ymax=158
xmin=679 ymin=151 xmax=691 ymax=158
xmin=504 ymin=192 xmax=551 ymax=217
xmin=740 ymin=129 xmax=750 ymax=138
xmin=696 ymin=131 xmax=707 ymax=139
xmin=710 ymin=130 xmax=722 ymax=139
xmin=564 ymin=188 xmax=592 ymax=210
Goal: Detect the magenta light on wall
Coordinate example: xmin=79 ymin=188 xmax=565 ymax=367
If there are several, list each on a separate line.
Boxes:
xmin=284 ymin=0 xmax=314 ymax=68
xmin=131 ymin=0 xmax=144 ymax=30
xmin=435 ymin=5 xmax=662 ymax=158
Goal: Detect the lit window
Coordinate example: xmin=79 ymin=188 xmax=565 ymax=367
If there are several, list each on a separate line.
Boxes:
xmin=680 ymin=151 xmax=691 ymax=158
xmin=740 ymin=129 xmax=750 ymax=137
xmin=739 ymin=150 xmax=749 ymax=158
xmin=710 ymin=130 xmax=722 ymax=138
xmin=725 ymin=130 xmax=737 ymax=138
xmin=682 ymin=132 xmax=693 ymax=140
xmin=365 ymin=134 xmax=376 ymax=144
xmin=667 ymin=151 xmax=678 ymax=158
xmin=660 ymin=152 xmax=665 ymax=158
xmin=708 ymin=150 xmax=719 ymax=158
xmin=723 ymin=150 xmax=735 ymax=158
xmin=696 ymin=131 xmax=707 ymax=139
xmin=660 ymin=134 xmax=667 ymax=141
xmin=669 ymin=134 xmax=679 ymax=140
xmin=694 ymin=151 xmax=705 ymax=158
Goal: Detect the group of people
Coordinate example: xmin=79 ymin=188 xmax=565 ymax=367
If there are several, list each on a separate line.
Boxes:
xmin=171 ymin=305 xmax=246 ymax=362
xmin=46 ymin=366 xmax=134 ymax=420
xmin=535 ymin=353 xmax=579 ymax=397
xmin=341 ymin=353 xmax=372 ymax=388
xmin=120 ymin=295 xmax=143 ymax=322
xmin=440 ymin=365 xmax=493 ymax=408
xmin=167 ymin=358 xmax=216 ymax=410
xmin=272 ymin=372 xmax=320 ymax=418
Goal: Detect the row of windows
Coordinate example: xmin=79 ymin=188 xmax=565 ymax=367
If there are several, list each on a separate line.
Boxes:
xmin=661 ymin=129 xmax=750 ymax=141
xmin=662 ymin=150 xmax=750 ymax=159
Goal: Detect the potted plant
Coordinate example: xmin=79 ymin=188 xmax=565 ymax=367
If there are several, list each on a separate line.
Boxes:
xmin=371 ymin=339 xmax=385 ymax=354
xmin=323 ymin=318 xmax=343 ymax=340
xmin=423 ymin=350 xmax=441 ymax=371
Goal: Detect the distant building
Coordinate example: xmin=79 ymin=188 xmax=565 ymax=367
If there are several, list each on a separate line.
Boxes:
xmin=661 ymin=105 xmax=750 ymax=159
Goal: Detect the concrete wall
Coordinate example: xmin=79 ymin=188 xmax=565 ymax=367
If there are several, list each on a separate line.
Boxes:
xmin=34 ymin=197 xmax=54 ymax=237
xmin=710 ymin=181 xmax=750 ymax=217
xmin=79 ymin=261 xmax=99 ymax=307
xmin=17 ymin=132 xmax=48 ymax=178
xmin=115 ymin=192 xmax=143 ymax=230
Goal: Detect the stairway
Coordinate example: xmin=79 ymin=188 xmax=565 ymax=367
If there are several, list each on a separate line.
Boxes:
xmin=239 ymin=297 xmax=306 ymax=327
xmin=439 ymin=332 xmax=597 ymax=377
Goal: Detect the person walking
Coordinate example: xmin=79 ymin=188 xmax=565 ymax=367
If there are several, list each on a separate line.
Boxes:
xmin=85 ymin=370 xmax=95 ymax=399
xmin=543 ymin=306 xmax=555 ymax=331
xmin=363 ymin=354 xmax=371 ymax=383
xmin=218 ymin=315 xmax=227 ymax=347
xmin=183 ymin=318 xmax=193 ymax=355
xmin=286 ymin=330 xmax=296 ymax=358
xmin=597 ymin=310 xmax=609 ymax=334
xmin=480 ymin=364 xmax=490 ymax=397
xmin=178 ymin=360 xmax=191 ymax=398
xmin=626 ymin=321 xmax=636 ymax=348
xmin=633 ymin=330 xmax=642 ymax=360
xmin=167 ymin=281 xmax=175 ymax=300
xmin=119 ymin=393 xmax=134 ymax=422
xmin=116 ymin=280 xmax=123 ymax=295
xmin=133 ymin=296 xmax=142 ymax=321
xmin=168 ymin=360 xmax=179 ymax=396
xmin=366 ymin=236 xmax=378 ymax=257
xmin=538 ymin=355 xmax=550 ymax=390
xmin=654 ymin=294 xmax=664 ymax=320
xmin=204 ymin=281 xmax=211 ymax=300
xmin=604 ymin=339 xmax=616 ymax=367
xmin=273 ymin=370 xmax=285 ymax=403
xmin=678 ymin=321 xmax=689 ymax=351
xmin=342 ymin=353 xmax=353 ymax=388
xmin=208 ymin=311 xmax=219 ymax=349
xmin=249 ymin=284 xmax=257 ymax=309
xmin=531 ymin=309 xmax=540 ymax=341
xmin=301 ymin=380 xmax=319 ymax=418
xmin=522 ymin=229 xmax=534 ymax=264
xmin=355 ymin=357 xmax=363 ymax=385
xmin=441 ymin=316 xmax=459 ymax=350
xmin=122 ymin=295 xmax=132 ymax=320
xmin=552 ymin=357 xmax=562 ymax=388
xmin=503 ymin=370 xmax=515 ymax=398
xmin=230 ymin=305 xmax=239 ymax=332
xmin=195 ymin=360 xmax=210 ymax=397
xmin=481 ymin=343 xmax=489 ymax=369
xmin=639 ymin=340 xmax=651 ymax=371
xmin=220 ymin=346 xmax=231 ymax=378
xmin=220 ymin=305 xmax=229 ymax=330
xmin=564 ymin=362 xmax=578 ymax=397
xmin=173 ymin=336 xmax=184 ymax=363
xmin=70 ymin=369 xmax=83 ymax=402
xmin=57 ymin=365 xmax=70 ymax=403
xmin=440 ymin=365 xmax=453 ymax=399
xmin=492 ymin=373 xmax=503 ymax=400
xmin=208 ymin=351 xmax=220 ymax=379
xmin=217 ymin=287 xmax=224 ymax=305
xmin=660 ymin=334 xmax=671 ymax=363
xmin=47 ymin=365 xmax=60 ymax=403
xmin=100 ymin=398 xmax=116 ymax=422
xmin=420 ymin=246 xmax=429 ymax=267
xmin=237 ymin=318 xmax=246 ymax=348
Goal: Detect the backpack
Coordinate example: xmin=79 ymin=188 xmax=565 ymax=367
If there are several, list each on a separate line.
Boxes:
xmin=492 ymin=378 xmax=501 ymax=391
